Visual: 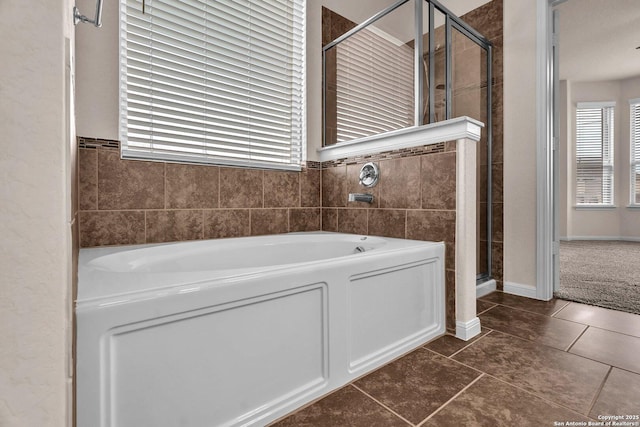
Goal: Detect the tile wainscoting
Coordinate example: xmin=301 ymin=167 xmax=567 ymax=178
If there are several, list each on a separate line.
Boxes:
xmin=76 ymin=137 xmax=467 ymax=330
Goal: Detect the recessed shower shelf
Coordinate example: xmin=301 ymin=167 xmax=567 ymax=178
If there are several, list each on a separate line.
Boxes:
xmin=317 ymin=116 xmax=483 ymax=162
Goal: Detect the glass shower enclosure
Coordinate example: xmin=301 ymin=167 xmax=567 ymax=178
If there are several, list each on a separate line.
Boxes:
xmin=323 ymin=0 xmax=493 ymax=283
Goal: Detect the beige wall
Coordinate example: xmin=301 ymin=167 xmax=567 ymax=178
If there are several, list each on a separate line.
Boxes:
xmin=560 ymin=77 xmax=640 ymax=240
xmin=503 ymin=0 xmax=538 ymax=288
xmin=0 ymin=0 xmax=75 ymax=426
xmin=75 ymin=0 xmax=119 ymax=141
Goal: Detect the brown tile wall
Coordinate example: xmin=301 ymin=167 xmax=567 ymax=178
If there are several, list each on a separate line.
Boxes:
xmin=460 ymin=0 xmax=504 ymax=290
xmin=77 ymin=141 xmax=321 ymax=248
xmin=321 ymin=142 xmax=458 ymax=330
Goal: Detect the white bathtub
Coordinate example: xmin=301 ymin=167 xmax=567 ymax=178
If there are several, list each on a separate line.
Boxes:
xmin=76 ymin=232 xmax=445 ymax=427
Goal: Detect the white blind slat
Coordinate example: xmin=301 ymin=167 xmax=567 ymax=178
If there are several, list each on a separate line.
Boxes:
xmin=630 ymin=101 xmax=640 ymax=204
xmin=120 ymin=0 xmax=305 ymax=169
xmin=576 ymin=105 xmax=615 ymax=205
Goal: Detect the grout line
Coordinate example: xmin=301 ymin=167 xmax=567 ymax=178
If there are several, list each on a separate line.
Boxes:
xmin=478 ymin=298 xmax=569 ymax=318
xmin=587 ymin=365 xmax=613 ymax=416
xmin=565 ymin=325 xmax=589 ymax=352
xmin=350 ymin=384 xmax=415 ymax=426
xmin=423 ymin=347 xmax=487 ymax=377
xmin=447 ymin=330 xmax=494 ymax=359
xmin=584 ymin=324 xmax=640 ymax=340
xmin=550 ymin=300 xmax=571 ymax=317
xmin=476 ymin=303 xmax=497 ymax=316
xmin=143 ymin=210 xmax=148 ymax=243
xmin=261 ymin=170 xmax=265 ymax=209
xmin=217 ymin=167 xmax=221 ymax=208
xmin=403 ymin=209 xmax=408 ymax=239
xmin=163 ymin=163 xmax=167 ymax=210
xmin=474 ymin=327 xmax=567 ymax=351
xmin=94 ymin=149 xmax=99 ymax=210
xmin=265 ymin=386 xmax=347 ymax=426
xmin=415 ymin=373 xmax=484 ymax=426
xmin=479 ymin=371 xmax=600 ymax=421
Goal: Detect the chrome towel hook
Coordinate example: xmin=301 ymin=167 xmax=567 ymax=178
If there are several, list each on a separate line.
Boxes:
xmin=74 ymin=0 xmax=104 ymax=27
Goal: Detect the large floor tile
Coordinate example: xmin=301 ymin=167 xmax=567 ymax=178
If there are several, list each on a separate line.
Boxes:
xmin=480 ymin=292 xmax=569 ymax=316
xmin=453 ymin=331 xmax=609 ymax=414
xmin=270 ymin=385 xmax=409 ymax=427
xmin=590 ymin=368 xmax=640 ymax=418
xmin=424 ymin=328 xmax=491 ymax=357
xmin=555 ymin=302 xmax=640 ymax=338
xmin=354 ymin=347 xmax=481 ymax=424
xmin=570 ymin=327 xmax=640 ymax=374
xmin=423 ymin=375 xmax=590 ymax=427
xmin=479 ymin=305 xmax=587 ymax=350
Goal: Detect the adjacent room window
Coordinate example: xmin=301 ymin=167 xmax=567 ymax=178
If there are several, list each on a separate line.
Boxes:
xmin=119 ymin=0 xmax=305 ymax=170
xmin=630 ymin=98 xmax=640 ymax=205
xmin=575 ymin=102 xmax=615 ymax=205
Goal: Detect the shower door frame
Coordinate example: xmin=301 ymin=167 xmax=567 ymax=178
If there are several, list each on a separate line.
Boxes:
xmin=321 ymin=0 xmax=494 ymax=284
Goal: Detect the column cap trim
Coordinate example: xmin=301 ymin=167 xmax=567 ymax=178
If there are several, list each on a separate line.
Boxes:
xmin=317 ymin=116 xmax=483 ymax=162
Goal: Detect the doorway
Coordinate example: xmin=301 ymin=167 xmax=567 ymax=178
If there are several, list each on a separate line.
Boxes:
xmin=540 ymin=0 xmax=640 ymax=311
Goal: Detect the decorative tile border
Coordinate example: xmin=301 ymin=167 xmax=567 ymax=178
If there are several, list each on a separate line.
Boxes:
xmin=78 ymin=137 xmax=120 ymax=150
xmin=77 ymin=137 xmax=322 ymax=170
xmin=322 ymin=142 xmax=449 ymax=168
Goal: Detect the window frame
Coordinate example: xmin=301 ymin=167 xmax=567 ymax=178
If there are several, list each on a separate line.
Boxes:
xmin=629 ymin=98 xmax=640 ymax=207
xmin=574 ymin=101 xmax=616 ymax=207
xmin=118 ymin=0 xmax=306 ymax=171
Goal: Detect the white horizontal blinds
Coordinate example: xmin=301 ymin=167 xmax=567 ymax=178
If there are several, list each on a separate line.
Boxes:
xmin=631 ymin=99 xmax=640 ymax=204
xmin=120 ymin=0 xmax=305 ymax=170
xmin=575 ymin=102 xmax=615 ymax=205
xmin=335 ymin=27 xmax=414 ymax=143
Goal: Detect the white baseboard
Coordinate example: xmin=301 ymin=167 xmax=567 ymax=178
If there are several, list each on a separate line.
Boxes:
xmin=561 ymin=236 xmax=640 ymax=242
xmin=476 ymin=279 xmax=496 ymax=298
xmin=503 ymin=281 xmax=537 ymax=299
xmin=455 ymin=317 xmax=481 ymax=341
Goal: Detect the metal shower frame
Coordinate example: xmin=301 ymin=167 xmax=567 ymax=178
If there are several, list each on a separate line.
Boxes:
xmin=322 ymin=0 xmax=494 ymax=283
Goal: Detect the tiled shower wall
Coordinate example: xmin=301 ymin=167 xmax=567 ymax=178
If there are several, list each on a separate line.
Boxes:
xmin=461 ymin=0 xmax=504 ymax=291
xmin=77 ymin=139 xmax=321 ymax=247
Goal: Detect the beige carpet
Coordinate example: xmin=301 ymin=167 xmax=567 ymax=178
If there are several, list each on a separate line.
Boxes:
xmin=555 ymin=240 xmax=640 ymax=315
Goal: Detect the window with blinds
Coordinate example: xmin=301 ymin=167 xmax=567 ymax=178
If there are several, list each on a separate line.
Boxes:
xmin=119 ymin=0 xmax=305 ymax=170
xmin=575 ymin=102 xmax=615 ymax=205
xmin=334 ymin=27 xmax=414 ymax=143
xmin=631 ymin=99 xmax=640 ymax=205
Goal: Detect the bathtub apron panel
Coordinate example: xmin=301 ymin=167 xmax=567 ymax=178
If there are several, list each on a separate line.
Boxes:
xmin=76 ymin=232 xmax=445 ymax=427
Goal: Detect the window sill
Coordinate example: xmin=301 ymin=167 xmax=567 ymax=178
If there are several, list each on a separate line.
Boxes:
xmin=316 ymin=116 xmax=484 ymax=162
xmin=574 ymin=204 xmax=617 ymax=210
xmin=627 ymin=204 xmax=640 ymax=209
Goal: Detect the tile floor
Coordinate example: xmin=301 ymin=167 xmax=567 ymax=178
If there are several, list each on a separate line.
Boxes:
xmin=270 ymin=292 xmax=640 ymax=426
